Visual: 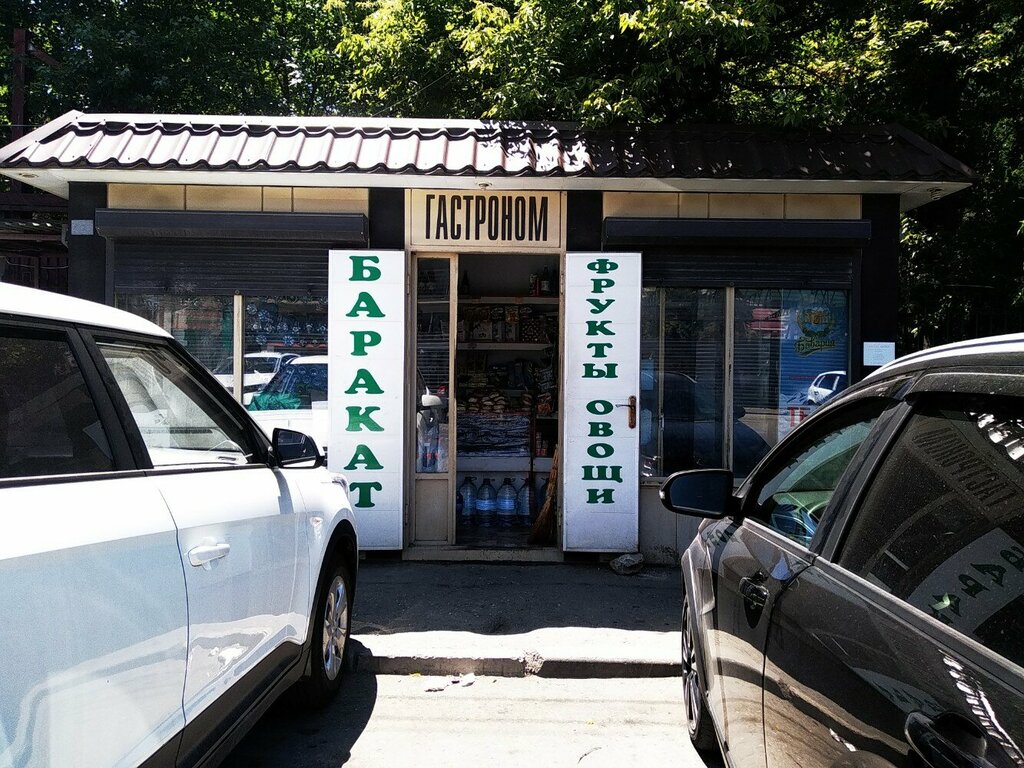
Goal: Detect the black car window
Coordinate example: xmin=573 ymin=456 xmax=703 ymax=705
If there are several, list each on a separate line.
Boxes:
xmin=839 ymin=395 xmax=1024 ymax=668
xmin=745 ymin=400 xmax=886 ymax=547
xmin=0 ymin=328 xmax=114 ymax=478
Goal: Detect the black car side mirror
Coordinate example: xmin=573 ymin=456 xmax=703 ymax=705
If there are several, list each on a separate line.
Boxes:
xmin=272 ymin=428 xmax=325 ymax=469
xmin=659 ymin=469 xmax=736 ymax=519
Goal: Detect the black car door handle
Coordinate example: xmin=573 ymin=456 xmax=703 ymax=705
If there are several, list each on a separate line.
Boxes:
xmin=905 ymin=712 xmax=992 ymax=768
xmin=739 ymin=576 xmax=770 ymax=608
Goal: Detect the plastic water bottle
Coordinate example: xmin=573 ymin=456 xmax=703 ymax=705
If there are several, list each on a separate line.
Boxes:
xmin=458 ymin=477 xmax=477 ymax=525
xmin=497 ymin=478 xmax=518 ymax=527
xmin=476 ymin=479 xmax=497 ymax=527
xmin=516 ymin=480 xmax=531 ymax=524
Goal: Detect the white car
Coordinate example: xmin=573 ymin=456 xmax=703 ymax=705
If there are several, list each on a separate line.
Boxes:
xmin=805 ymin=370 xmax=847 ymax=405
xmin=0 ymin=284 xmax=357 ymax=768
xmin=212 ymin=351 xmax=298 ymax=404
xmin=247 ymin=361 xmax=444 ymax=459
xmin=247 ymin=355 xmax=330 ymax=451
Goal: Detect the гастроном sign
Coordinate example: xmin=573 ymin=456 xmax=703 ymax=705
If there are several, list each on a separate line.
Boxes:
xmin=329 ymin=250 xmax=405 ymax=550
xmin=410 ymin=190 xmax=562 ymax=250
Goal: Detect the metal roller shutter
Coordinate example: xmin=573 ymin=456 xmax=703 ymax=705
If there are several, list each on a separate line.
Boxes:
xmin=112 ymin=239 xmax=333 ymax=297
xmin=642 ymin=246 xmax=855 ymax=289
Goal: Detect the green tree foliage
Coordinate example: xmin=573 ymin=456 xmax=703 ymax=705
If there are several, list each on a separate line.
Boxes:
xmin=6 ymin=0 xmax=351 ymax=122
xmin=328 ymin=0 xmax=1024 ymax=348
xmin=3 ymin=0 xmax=1022 ymax=347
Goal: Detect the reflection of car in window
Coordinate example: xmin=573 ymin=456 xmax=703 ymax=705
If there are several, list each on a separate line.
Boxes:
xmin=248 ymin=356 xmax=330 ymax=450
xmin=642 ymin=372 xmax=769 ymax=478
xmin=806 ymin=370 xmax=847 ymax=405
xmin=212 ymin=352 xmax=298 ymax=402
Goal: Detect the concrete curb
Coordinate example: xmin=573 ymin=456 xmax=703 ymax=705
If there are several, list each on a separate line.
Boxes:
xmin=351 ymin=628 xmax=683 ymax=679
xmin=356 ymin=651 xmax=682 ymax=679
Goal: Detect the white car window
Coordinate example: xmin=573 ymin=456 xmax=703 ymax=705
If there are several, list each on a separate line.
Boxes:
xmin=98 ymin=341 xmax=258 ymax=467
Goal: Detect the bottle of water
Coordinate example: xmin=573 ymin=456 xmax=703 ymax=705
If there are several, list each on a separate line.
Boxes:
xmin=458 ymin=477 xmax=477 ymax=525
xmin=516 ymin=480 xmax=531 ymax=524
xmin=497 ymin=478 xmax=518 ymax=527
xmin=476 ymin=478 xmax=497 ymax=527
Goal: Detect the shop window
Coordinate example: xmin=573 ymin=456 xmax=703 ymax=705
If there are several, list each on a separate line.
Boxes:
xmin=242 ymin=296 xmax=328 ymax=409
xmin=733 ymin=289 xmax=850 ymax=478
xmin=116 ymin=295 xmax=233 ymax=377
xmin=639 ymin=285 xmax=849 ymax=480
xmin=416 ymin=260 xmax=450 ymax=474
xmin=639 ymin=287 xmax=726 ymax=478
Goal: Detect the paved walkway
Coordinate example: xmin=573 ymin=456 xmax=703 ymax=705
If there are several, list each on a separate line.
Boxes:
xmin=350 ymin=560 xmax=683 ymax=677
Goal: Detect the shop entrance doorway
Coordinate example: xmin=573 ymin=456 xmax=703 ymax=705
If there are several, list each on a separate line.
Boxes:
xmin=412 ymin=252 xmax=561 ymax=549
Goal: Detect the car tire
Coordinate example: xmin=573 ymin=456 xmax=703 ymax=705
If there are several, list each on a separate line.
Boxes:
xmin=682 ymin=593 xmax=717 ymax=752
xmin=299 ymin=558 xmax=353 ymax=708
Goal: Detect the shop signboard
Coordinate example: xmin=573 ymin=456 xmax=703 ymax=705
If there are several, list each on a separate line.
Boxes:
xmin=409 ymin=190 xmax=563 ymax=250
xmin=562 ymin=252 xmax=642 ymax=552
xmin=328 ymin=250 xmax=406 ymax=549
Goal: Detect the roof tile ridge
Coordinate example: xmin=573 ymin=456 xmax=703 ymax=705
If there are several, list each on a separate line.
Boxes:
xmin=889 ymin=123 xmax=976 ymax=181
xmin=0 ymin=109 xmax=82 ymax=165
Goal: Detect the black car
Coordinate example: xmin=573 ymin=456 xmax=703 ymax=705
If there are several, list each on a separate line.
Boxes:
xmin=661 ymin=335 xmax=1024 ymax=768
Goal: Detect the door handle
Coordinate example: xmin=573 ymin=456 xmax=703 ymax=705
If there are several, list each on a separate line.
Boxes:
xmin=739 ymin=576 xmax=770 ymax=608
xmin=615 ymin=395 xmax=637 ymax=429
xmin=187 ymin=542 xmax=231 ymax=569
xmin=905 ymin=712 xmax=991 ymax=768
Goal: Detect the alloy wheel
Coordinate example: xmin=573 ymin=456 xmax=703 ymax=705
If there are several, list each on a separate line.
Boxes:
xmin=682 ymin=597 xmax=702 ymax=737
xmin=322 ymin=574 xmax=349 ymax=681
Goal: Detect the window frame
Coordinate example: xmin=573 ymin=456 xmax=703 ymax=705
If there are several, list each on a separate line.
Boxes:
xmin=734 ymin=393 xmax=897 ymax=550
xmin=807 ymin=372 xmax=1024 ymax=679
xmin=79 ymin=327 xmax=272 ymax=474
xmin=639 ymin=282 xmax=856 ymax=482
xmin=821 ymin=367 xmax=1024 ymax=564
xmin=0 ymin=316 xmax=138 ymax=487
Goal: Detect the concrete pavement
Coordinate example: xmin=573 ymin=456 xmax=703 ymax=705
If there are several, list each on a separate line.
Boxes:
xmin=350 ymin=560 xmax=683 ymax=678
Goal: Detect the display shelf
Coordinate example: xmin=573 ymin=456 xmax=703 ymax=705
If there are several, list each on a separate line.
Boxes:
xmin=532 ymin=457 xmax=555 ymax=472
xmin=458 ymin=296 xmax=559 ymax=305
xmin=457 ymin=457 xmax=532 ymax=472
xmin=418 ymin=299 xmax=450 ymax=307
xmin=457 ymin=342 xmax=551 ymax=351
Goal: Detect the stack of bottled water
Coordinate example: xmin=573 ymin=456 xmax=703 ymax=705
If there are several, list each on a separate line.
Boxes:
xmin=516 ymin=480 xmax=531 ymax=524
xmin=476 ymin=478 xmax=497 ymax=527
xmin=458 ymin=477 xmax=477 ymax=525
xmin=497 ymin=478 xmax=518 ymax=527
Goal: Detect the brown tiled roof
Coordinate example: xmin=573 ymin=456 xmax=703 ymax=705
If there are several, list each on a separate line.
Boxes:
xmin=0 ymin=111 xmax=975 ymax=183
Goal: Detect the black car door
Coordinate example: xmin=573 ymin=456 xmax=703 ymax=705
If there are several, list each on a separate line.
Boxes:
xmin=706 ymin=397 xmax=892 ymax=768
xmin=762 ymin=382 xmax=1024 ymax=768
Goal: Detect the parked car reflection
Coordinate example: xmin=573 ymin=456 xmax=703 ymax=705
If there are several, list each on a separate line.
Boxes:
xmin=641 ymin=372 xmax=769 ymax=478
xmin=247 ymin=356 xmax=329 ymax=450
xmin=213 ymin=351 xmax=298 ymax=403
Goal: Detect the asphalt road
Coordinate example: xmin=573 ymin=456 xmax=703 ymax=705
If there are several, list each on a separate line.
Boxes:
xmin=222 ymin=671 xmax=722 ymax=768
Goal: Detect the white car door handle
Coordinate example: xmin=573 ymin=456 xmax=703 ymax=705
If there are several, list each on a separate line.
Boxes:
xmin=187 ymin=542 xmax=231 ymax=568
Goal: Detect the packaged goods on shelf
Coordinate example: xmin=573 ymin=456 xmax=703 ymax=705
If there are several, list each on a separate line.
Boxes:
xmin=457 ymin=414 xmax=530 ymax=457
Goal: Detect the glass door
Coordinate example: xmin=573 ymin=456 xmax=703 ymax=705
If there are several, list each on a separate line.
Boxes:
xmin=412 ymin=256 xmax=455 ymax=544
xmin=453 ymin=252 xmax=561 ymax=548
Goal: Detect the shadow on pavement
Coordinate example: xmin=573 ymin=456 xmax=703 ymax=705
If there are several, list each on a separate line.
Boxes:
xmin=351 ymin=561 xmax=681 ymax=636
xmin=221 ymin=640 xmax=378 ymax=767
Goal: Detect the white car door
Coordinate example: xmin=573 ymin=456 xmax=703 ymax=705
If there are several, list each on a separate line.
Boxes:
xmin=0 ymin=322 xmax=187 ymax=768
xmin=90 ymin=335 xmax=310 ymax=765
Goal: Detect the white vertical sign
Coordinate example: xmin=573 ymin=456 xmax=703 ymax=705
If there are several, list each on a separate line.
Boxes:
xmin=563 ymin=252 xmax=641 ymax=552
xmin=329 ymin=250 xmax=406 ymax=549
